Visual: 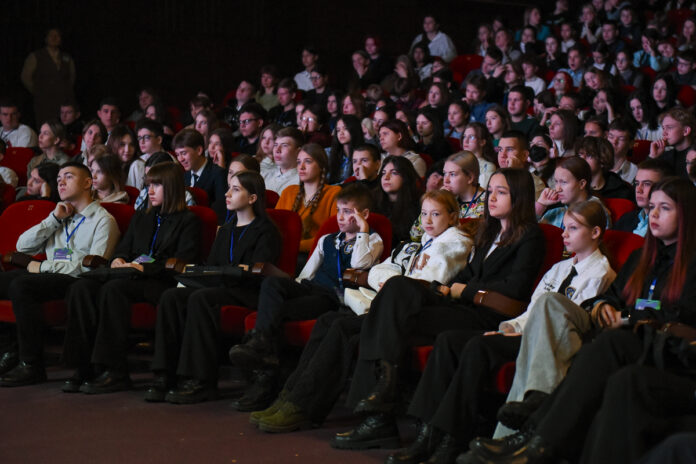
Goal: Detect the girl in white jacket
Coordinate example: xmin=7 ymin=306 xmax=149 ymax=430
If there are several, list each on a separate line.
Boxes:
xmin=251 ymin=189 xmax=473 ymax=433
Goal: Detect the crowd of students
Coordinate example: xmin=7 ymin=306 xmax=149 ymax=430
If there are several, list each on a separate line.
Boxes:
xmin=2 ymin=1 xmax=696 ymax=462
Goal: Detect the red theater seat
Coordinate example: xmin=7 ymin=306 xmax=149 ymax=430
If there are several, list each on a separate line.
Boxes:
xmin=1 ymin=147 xmax=35 ymax=186
xmin=603 ymin=198 xmax=637 ymax=225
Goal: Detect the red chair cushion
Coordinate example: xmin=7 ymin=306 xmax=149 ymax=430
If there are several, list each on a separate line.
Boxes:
xmin=0 ymin=300 xmax=66 ymax=326
xmin=495 ymin=361 xmax=517 ymax=394
xmin=129 ymin=302 xmax=157 ymax=329
xmin=411 ymin=345 xmax=434 ymax=371
xmin=220 ymin=305 xmax=254 ymax=336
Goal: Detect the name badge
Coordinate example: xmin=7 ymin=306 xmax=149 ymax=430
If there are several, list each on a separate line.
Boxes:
xmin=133 ymin=254 xmax=156 ymax=264
xmin=53 ymin=247 xmax=72 ymax=262
xmin=635 ymin=298 xmax=661 ymax=311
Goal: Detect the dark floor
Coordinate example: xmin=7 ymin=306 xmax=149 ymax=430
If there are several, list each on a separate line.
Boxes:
xmin=0 ymin=365 xmax=407 ymax=464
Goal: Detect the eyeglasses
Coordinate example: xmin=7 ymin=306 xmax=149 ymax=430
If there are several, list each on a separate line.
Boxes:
xmin=310 ymin=75 xmax=322 ymax=81
xmin=301 ymin=117 xmax=316 ymax=123
xmin=137 ymin=135 xmax=152 ymax=142
xmin=239 ymin=118 xmax=259 ymax=126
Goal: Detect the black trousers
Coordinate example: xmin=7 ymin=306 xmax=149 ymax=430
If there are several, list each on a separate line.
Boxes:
xmin=580 ymin=365 xmax=696 ymax=464
xmin=151 ymin=285 xmax=259 ymax=382
xmin=63 ymin=276 xmax=173 ymax=371
xmin=283 ymin=310 xmax=364 ymax=423
xmin=637 ymin=433 xmax=696 ymax=464
xmin=0 ymin=270 xmax=77 ymax=363
xmin=254 ymin=277 xmax=340 ymax=335
xmin=530 ymin=328 xmax=645 ymax=459
xmin=357 ymin=276 xmax=507 ymax=364
xmin=348 ymin=276 xmax=507 ymax=406
xmin=408 ymin=331 xmax=521 ymax=441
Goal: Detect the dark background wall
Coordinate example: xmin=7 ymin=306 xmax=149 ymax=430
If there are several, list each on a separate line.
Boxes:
xmin=1 ymin=0 xmax=546 ymax=125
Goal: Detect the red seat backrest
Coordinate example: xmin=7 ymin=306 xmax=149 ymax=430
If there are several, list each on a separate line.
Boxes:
xmin=538 ymin=224 xmax=564 ymax=288
xmin=603 ymin=198 xmax=637 ymax=225
xmin=446 ymin=137 xmax=461 ymax=152
xmin=187 ymin=186 xmax=210 ymax=207
xmin=603 ymin=230 xmax=644 ymax=271
xmin=1 ymin=147 xmax=35 ymax=186
xmin=419 ymin=153 xmax=434 ymax=170
xmin=188 ymin=205 xmax=219 ymax=259
xmin=265 ymin=189 xmax=279 ymax=209
xmin=124 ymin=186 xmax=140 ymax=207
xmin=0 ymin=200 xmax=56 ymax=255
xmin=266 ymin=209 xmax=302 ymax=276
xmin=677 ymin=85 xmax=696 ymax=108
xmin=630 ymin=140 xmax=651 ymax=164
xmin=449 ymin=54 xmax=483 ymax=80
xmin=310 ymin=213 xmax=392 ymax=262
xmin=100 ymin=202 xmax=135 ymax=236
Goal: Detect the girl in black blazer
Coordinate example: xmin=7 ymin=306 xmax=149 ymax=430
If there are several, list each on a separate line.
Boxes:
xmin=148 ymin=171 xmax=281 ymax=404
xmin=331 ymin=168 xmax=545 ymax=451
xmin=62 ymin=162 xmax=201 ymax=394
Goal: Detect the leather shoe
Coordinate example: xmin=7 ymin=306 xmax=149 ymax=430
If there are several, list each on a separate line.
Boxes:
xmin=460 ymin=434 xmax=554 ymax=464
xmin=250 ymin=390 xmax=287 ymax=426
xmin=79 ymin=370 xmax=131 ymax=394
xmin=354 ymin=360 xmax=398 ymax=414
xmin=62 ymin=367 xmax=91 ymax=393
xmin=425 ymin=433 xmax=462 ymax=464
xmin=386 ymin=422 xmax=439 ymax=464
xmin=0 ymin=351 xmax=18 ymax=376
xmin=231 ymin=369 xmax=277 ymax=412
xmin=497 ymin=390 xmax=548 ymax=431
xmin=468 ymin=429 xmax=534 ymax=458
xmin=144 ymin=374 xmax=172 ymax=402
xmin=0 ymin=361 xmax=46 ymax=387
xmin=258 ymin=401 xmax=311 ymax=433
xmin=228 ymin=330 xmax=279 ymax=369
xmin=165 ymin=379 xmax=218 ymax=404
xmin=330 ymin=413 xmax=400 ymax=450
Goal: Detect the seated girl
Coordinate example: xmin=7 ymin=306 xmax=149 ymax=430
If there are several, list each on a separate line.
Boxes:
xmin=74 ymin=119 xmax=107 ymax=167
xmin=147 ymin=171 xmax=282 ymax=403
xmin=327 ymin=115 xmax=364 ymax=184
xmin=461 ymin=122 xmax=498 ymax=188
xmin=416 ymin=108 xmax=453 ymax=163
xmin=61 ymin=162 xmax=201 ymax=394
xmin=208 ymin=127 xmax=236 ymax=171
xmin=254 ymin=124 xmax=279 ymax=178
xmin=576 ymin=136 xmax=634 ymax=200
xmin=29 ymin=120 xmax=70 ymax=173
xmin=275 ymin=143 xmax=341 ymax=253
xmin=90 ymin=154 xmax=129 ymax=204
xmin=394 ymin=198 xmax=616 ymax=463
xmin=379 ymin=120 xmax=427 ymax=177
xmin=106 ymin=125 xmax=144 ymax=190
xmin=375 ymin=155 xmax=422 ymax=245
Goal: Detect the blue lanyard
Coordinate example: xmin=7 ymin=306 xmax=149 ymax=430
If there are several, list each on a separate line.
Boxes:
xmin=647 ymin=278 xmax=658 ymax=300
xmin=64 ymin=216 xmax=86 ymax=246
xmin=148 ymin=215 xmax=162 ymax=257
xmin=229 ymin=224 xmax=250 ymax=263
xmin=408 ymin=238 xmax=433 ymax=274
xmin=225 ymin=210 xmax=236 ymax=225
xmin=462 ymin=189 xmax=483 ymax=218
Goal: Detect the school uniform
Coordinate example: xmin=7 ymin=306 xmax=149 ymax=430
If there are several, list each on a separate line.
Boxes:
xmin=184 ymin=160 xmax=228 ymax=224
xmin=409 ymin=249 xmax=614 ymax=442
xmin=252 ymin=230 xmax=383 ymax=336
xmin=2 ymin=202 xmax=119 ymax=365
xmin=525 ymin=243 xmax=696 ymax=460
xmin=151 ymin=215 xmax=281 ymax=383
xmin=62 ymin=207 xmax=200 ymax=372
xmin=346 ymin=224 xmax=545 ymax=407
xmin=279 ymin=227 xmax=473 ymax=424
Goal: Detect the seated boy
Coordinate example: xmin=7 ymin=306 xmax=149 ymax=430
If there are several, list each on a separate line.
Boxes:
xmin=228 ymin=183 xmax=384 ymax=409
xmin=262 ymin=127 xmax=302 ymax=195
xmin=173 ymin=129 xmax=227 ymax=224
xmin=0 ymin=162 xmax=120 ymax=386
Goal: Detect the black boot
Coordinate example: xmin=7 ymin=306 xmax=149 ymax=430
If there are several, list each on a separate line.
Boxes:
xmin=467 ymin=428 xmax=534 ymax=458
xmin=62 ymin=366 xmax=92 ymax=393
xmin=496 ymin=390 xmax=549 ymax=431
xmin=386 ymin=423 xmax=440 ymax=464
xmin=354 ymin=360 xmax=398 ymax=414
xmin=231 ymin=369 xmax=278 ymax=411
xmin=330 ymin=413 xmax=401 ymax=450
xmin=425 ymin=433 xmax=462 ymax=464
xmin=458 ymin=434 xmax=554 ymax=464
xmin=0 ymin=351 xmax=18 ymax=376
xmin=228 ymin=330 xmax=279 ymax=369
xmin=144 ymin=372 xmax=174 ymax=402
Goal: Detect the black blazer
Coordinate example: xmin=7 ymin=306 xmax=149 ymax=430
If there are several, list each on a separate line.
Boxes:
xmin=613 ymin=209 xmax=641 ymax=233
xmin=453 ymin=224 xmax=545 ymax=303
xmin=185 ymin=161 xmax=228 ymax=224
xmin=207 ymin=215 xmax=282 ymax=267
xmin=112 ymin=207 xmax=201 ymax=275
xmin=582 ymin=243 xmax=696 ymax=326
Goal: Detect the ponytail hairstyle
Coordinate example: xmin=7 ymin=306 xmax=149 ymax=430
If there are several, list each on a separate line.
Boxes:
xmin=291 ymin=143 xmax=329 ymax=236
xmin=477 ymin=168 xmax=537 ymax=249
xmin=446 ymin=151 xmax=481 ymax=188
xmin=565 ymin=200 xmax=609 ymax=257
xmin=623 ymin=177 xmax=696 ymax=306
xmin=556 ymin=156 xmax=593 ymax=196
xmin=232 ymin=171 xmax=268 ymax=219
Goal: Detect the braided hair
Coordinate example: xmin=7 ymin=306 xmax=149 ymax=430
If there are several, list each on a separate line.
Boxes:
xmin=291 ymin=143 xmax=330 ymax=238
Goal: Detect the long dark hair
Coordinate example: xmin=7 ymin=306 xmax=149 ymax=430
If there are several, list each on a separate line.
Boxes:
xmin=145 ymin=162 xmax=187 ymax=214
xmin=378 ymin=155 xmax=422 ymax=241
xmin=328 ymin=115 xmax=364 ymax=184
xmin=623 ymin=177 xmax=696 ymax=306
xmin=477 ymin=168 xmax=537 ymax=249
xmin=232 ymin=171 xmax=268 ymax=218
xmin=626 ymin=90 xmax=659 ymax=131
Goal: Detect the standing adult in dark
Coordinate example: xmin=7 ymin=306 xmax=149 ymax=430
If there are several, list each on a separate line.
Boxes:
xmin=21 ymin=28 xmax=76 ymax=126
